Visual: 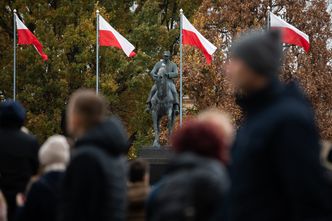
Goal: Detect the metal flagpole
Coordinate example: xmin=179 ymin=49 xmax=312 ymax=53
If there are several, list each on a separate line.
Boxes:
xmin=13 ymin=9 xmax=17 ymax=101
xmin=267 ymin=6 xmax=271 ymax=30
xmin=96 ymin=10 xmax=100 ymax=95
xmin=179 ymin=9 xmax=183 ymax=127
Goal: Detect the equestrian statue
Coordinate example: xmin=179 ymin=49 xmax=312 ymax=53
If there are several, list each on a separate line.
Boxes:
xmin=146 ymin=51 xmax=179 ymax=147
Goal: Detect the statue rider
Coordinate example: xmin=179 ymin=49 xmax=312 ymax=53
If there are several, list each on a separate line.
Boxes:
xmin=146 ymin=51 xmax=179 ymax=114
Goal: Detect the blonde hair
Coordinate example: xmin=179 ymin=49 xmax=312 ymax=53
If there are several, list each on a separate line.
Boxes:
xmin=39 ymin=135 xmax=70 ymax=172
xmin=198 ymin=108 xmax=235 ymax=146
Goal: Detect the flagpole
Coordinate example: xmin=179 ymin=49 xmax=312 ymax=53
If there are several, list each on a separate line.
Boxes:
xmin=267 ymin=6 xmax=271 ymax=30
xmin=13 ymin=9 xmax=17 ymax=101
xmin=179 ymin=9 xmax=183 ymax=127
xmin=96 ymin=10 xmax=100 ymax=95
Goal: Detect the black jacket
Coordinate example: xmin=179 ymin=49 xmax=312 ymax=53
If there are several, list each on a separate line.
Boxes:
xmin=58 ymin=117 xmax=129 ymax=221
xmin=147 ymin=153 xmax=230 ymax=221
xmin=0 ymin=128 xmax=39 ymax=221
xmin=228 ymin=81 xmax=332 ymax=221
xmin=16 ymin=171 xmax=64 ymax=221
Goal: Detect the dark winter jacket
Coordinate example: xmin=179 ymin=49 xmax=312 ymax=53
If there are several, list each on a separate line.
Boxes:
xmin=0 ymin=128 xmax=39 ymax=221
xmin=16 ymin=171 xmax=64 ymax=221
xmin=127 ymin=182 xmax=150 ymax=221
xmin=228 ymin=80 xmax=332 ymax=221
xmin=58 ymin=117 xmax=129 ymax=221
xmin=147 ymin=153 xmax=230 ymax=221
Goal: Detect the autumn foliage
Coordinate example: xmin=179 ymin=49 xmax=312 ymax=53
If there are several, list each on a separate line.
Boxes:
xmin=180 ymin=0 xmax=332 ymax=138
xmin=0 ymin=0 xmax=331 ymax=156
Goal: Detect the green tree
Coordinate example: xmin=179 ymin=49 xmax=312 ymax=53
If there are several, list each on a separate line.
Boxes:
xmin=0 ymin=0 xmax=202 ymax=158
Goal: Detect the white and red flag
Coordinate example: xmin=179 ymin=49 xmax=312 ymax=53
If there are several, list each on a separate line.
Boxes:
xmin=182 ymin=14 xmax=217 ymax=64
xmin=98 ymin=15 xmax=136 ymax=57
xmin=15 ymin=14 xmax=48 ymax=60
xmin=270 ymin=12 xmax=310 ymax=52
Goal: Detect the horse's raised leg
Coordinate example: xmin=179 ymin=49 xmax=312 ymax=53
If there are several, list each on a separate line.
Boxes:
xmin=152 ymin=111 xmax=160 ymax=147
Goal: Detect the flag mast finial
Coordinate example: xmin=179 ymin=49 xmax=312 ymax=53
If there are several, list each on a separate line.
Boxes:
xmin=267 ymin=6 xmax=271 ymax=30
xmin=179 ymin=8 xmax=183 ymax=127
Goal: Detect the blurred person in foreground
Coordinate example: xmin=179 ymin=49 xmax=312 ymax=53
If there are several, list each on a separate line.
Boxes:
xmin=127 ymin=159 xmax=150 ymax=221
xmin=226 ymin=30 xmax=332 ymax=221
xmin=320 ymin=140 xmax=332 ymax=182
xmin=147 ymin=119 xmax=231 ymax=221
xmin=0 ymin=191 xmax=7 ymax=221
xmin=198 ymin=109 xmax=235 ymax=164
xmin=16 ymin=135 xmax=70 ymax=221
xmin=0 ymin=100 xmax=39 ymax=221
xmin=58 ymin=89 xmax=129 ymax=221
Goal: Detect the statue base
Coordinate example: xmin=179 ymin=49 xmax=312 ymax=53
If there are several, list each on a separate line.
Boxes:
xmin=137 ymin=146 xmax=173 ymax=185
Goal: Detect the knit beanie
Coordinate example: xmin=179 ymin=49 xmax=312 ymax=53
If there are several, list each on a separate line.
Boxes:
xmin=231 ymin=29 xmax=283 ymax=77
xmin=0 ymin=100 xmax=26 ymax=128
xmin=39 ymin=135 xmax=70 ymax=171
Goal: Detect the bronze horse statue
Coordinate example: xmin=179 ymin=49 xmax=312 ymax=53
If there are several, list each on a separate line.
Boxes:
xmin=151 ymin=66 xmax=176 ymax=147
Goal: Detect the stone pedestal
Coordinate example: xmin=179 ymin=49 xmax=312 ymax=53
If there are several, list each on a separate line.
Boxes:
xmin=138 ymin=146 xmax=173 ymax=185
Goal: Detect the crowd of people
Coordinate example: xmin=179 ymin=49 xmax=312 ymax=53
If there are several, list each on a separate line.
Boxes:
xmin=1 ymin=29 xmax=332 ymax=221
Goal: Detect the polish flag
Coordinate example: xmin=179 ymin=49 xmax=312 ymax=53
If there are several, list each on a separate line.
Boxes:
xmin=182 ymin=14 xmax=217 ymax=64
xmin=270 ymin=12 xmax=310 ymax=52
xmin=99 ymin=15 xmax=136 ymax=57
xmin=15 ymin=14 xmax=48 ymax=60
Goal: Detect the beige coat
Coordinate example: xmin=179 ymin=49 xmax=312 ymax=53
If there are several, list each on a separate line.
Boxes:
xmin=127 ymin=182 xmax=150 ymax=221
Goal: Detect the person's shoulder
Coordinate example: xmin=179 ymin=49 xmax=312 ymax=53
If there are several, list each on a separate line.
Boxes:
xmin=71 ymin=145 xmax=118 ymax=168
xmin=16 ymin=130 xmax=39 ymax=146
xmin=193 ymin=157 xmax=229 ymax=188
xmin=266 ymin=94 xmax=314 ymax=132
xmin=66 ymin=147 xmax=109 ymax=181
xmin=155 ymin=60 xmax=163 ymax=66
xmin=108 ymin=116 xmax=125 ymax=128
xmin=17 ymin=130 xmax=36 ymax=140
xmin=71 ymin=146 xmax=107 ymax=163
xmin=27 ymin=177 xmax=50 ymax=196
xmin=275 ymin=95 xmax=312 ymax=121
xmin=167 ymin=153 xmax=229 ymax=188
xmin=169 ymin=61 xmax=177 ymax=67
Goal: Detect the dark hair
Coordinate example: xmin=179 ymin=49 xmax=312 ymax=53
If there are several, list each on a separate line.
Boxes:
xmin=171 ymin=119 xmax=228 ymax=164
xmin=128 ymin=159 xmax=149 ymax=183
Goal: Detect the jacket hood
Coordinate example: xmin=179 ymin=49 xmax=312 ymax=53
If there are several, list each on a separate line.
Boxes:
xmin=166 ymin=153 xmax=229 ymax=184
xmin=164 ymin=152 xmax=230 ymax=197
xmin=75 ymin=117 xmax=129 ymax=156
